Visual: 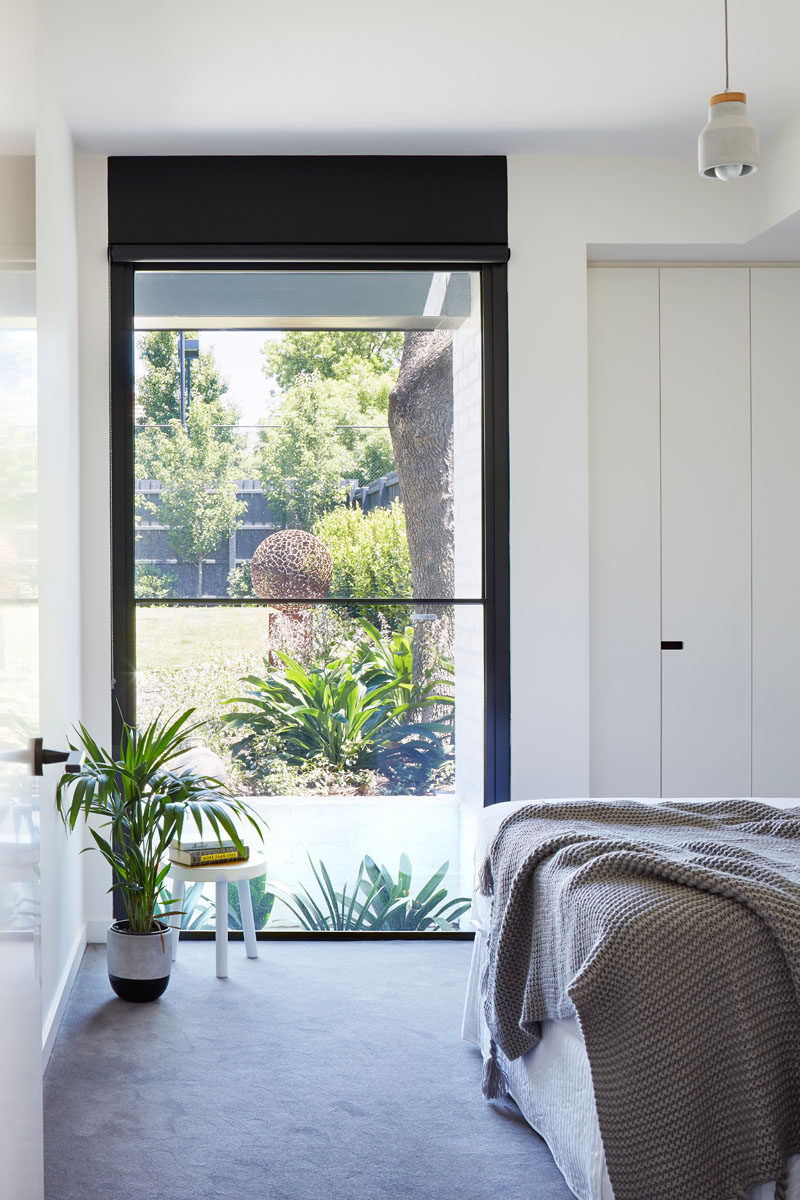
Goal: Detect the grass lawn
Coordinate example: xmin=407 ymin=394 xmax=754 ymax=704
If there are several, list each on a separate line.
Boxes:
xmin=135 ymin=607 xmax=271 ymax=757
xmin=136 ymin=605 xmax=270 ymax=672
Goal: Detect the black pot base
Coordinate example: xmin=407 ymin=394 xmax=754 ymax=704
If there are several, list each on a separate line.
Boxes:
xmin=109 ymin=973 xmax=170 ymax=1003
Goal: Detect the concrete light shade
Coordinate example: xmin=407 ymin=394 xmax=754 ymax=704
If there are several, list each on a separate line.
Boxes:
xmin=698 ymin=92 xmax=759 ymax=180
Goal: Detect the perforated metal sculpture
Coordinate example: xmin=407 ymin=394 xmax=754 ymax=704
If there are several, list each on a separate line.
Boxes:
xmin=250 ymin=530 xmax=332 ymax=664
xmin=251 ymin=529 xmax=332 ymax=603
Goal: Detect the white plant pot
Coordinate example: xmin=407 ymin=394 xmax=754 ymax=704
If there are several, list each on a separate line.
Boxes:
xmin=106 ymin=921 xmax=173 ymax=1002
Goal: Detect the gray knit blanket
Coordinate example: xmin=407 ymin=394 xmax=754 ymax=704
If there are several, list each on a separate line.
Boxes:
xmin=479 ymin=799 xmax=800 ymax=1200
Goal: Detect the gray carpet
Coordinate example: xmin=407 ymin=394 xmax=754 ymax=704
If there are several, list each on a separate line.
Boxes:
xmin=44 ymin=940 xmax=574 ymax=1200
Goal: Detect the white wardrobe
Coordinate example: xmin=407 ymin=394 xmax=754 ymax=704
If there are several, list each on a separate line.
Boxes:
xmin=589 ymin=266 xmax=800 ymax=797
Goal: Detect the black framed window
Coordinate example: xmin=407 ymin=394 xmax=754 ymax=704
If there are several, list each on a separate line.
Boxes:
xmin=108 ymin=157 xmax=509 ymax=933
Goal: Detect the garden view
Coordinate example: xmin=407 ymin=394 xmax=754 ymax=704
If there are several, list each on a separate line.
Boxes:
xmin=134 ymin=328 xmax=456 ymax=799
xmin=132 ymin=270 xmax=482 ymax=931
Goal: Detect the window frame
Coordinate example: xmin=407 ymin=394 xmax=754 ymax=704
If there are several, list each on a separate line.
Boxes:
xmin=109 ymin=254 xmax=509 ymax=897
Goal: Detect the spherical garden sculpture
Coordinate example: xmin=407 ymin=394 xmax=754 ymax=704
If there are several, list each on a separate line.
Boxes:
xmin=250 ymin=529 xmax=332 ymax=603
xmin=250 ymin=530 xmax=333 ymax=665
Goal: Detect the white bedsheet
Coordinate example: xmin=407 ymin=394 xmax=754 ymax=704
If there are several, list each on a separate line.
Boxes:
xmin=462 ymin=797 xmax=800 ymax=1200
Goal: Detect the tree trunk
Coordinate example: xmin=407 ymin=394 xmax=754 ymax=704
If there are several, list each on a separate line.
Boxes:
xmin=197 ymin=558 xmax=203 ymax=598
xmin=388 ymin=331 xmax=454 ymax=700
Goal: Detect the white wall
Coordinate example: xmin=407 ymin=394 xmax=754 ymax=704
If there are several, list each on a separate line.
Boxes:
xmin=36 ymin=62 xmax=86 ymax=1039
xmin=507 ymin=155 xmax=749 ymax=800
xmin=76 ymin=155 xmax=112 ymax=940
xmin=0 ymin=156 xmax=34 ymax=257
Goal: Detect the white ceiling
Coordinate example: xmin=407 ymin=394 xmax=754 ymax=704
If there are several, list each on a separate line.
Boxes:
xmin=32 ymin=0 xmax=800 ymax=157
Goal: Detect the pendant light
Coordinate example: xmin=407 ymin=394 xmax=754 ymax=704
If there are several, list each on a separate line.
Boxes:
xmin=698 ymin=0 xmax=759 ymax=180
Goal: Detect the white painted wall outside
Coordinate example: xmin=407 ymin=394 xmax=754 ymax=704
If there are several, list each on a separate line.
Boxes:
xmin=248 ymin=795 xmax=463 ymax=926
xmin=452 ymin=311 xmax=485 ymax=898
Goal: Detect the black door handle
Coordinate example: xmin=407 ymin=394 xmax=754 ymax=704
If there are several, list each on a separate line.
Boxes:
xmin=33 ymin=739 xmax=84 ymax=776
xmin=0 ymin=738 xmax=84 ymax=776
xmin=661 ymin=640 xmax=684 ymax=650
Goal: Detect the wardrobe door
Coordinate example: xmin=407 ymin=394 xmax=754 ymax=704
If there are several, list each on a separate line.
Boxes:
xmin=751 ymin=268 xmax=800 ymax=795
xmin=659 ymin=268 xmax=751 ymax=796
xmin=588 ymin=268 xmax=661 ymax=795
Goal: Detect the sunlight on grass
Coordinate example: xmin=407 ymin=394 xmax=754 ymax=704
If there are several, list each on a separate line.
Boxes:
xmin=135 ymin=607 xmax=271 ymax=756
xmin=136 ymin=606 xmax=269 ymax=672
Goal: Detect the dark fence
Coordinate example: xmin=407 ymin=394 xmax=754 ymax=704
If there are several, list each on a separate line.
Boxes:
xmin=135 ymin=471 xmax=404 ymax=597
xmin=135 ymin=479 xmax=276 ymax=596
xmin=345 ymin=471 xmax=400 ymax=513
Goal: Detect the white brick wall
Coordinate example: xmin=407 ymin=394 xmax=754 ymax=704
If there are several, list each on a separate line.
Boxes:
xmin=452 ymin=293 xmax=486 ymax=897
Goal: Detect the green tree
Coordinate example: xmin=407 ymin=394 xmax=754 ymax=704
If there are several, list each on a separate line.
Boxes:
xmin=136 ymin=332 xmax=248 ymax=596
xmin=136 ymin=331 xmax=242 ymax=479
xmin=256 ymin=354 xmax=397 ymax=530
xmin=262 ymin=331 xmax=402 ymax=391
xmin=141 ymin=402 xmax=246 ymax=596
xmin=137 ymin=330 xmax=233 ymax=426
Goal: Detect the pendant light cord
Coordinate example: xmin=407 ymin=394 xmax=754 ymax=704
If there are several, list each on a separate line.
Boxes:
xmin=724 ymin=0 xmax=730 ymax=90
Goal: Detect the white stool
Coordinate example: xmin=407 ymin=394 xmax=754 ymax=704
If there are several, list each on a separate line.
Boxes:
xmin=167 ymin=851 xmax=269 ymax=979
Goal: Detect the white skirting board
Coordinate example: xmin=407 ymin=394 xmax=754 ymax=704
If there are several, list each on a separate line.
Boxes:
xmin=42 ymin=922 xmax=87 ymax=1072
xmin=85 ymin=919 xmax=109 ymax=944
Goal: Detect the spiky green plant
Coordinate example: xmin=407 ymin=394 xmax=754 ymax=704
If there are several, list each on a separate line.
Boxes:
xmin=270 ymin=855 xmax=406 ymax=931
xmin=56 ymin=709 xmax=263 ymax=934
xmin=271 ymin=852 xmax=469 ymax=932
xmin=359 ymin=854 xmax=470 ymax=931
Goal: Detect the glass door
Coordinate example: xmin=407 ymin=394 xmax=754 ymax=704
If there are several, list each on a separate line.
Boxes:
xmin=0 ymin=254 xmax=42 ymax=1196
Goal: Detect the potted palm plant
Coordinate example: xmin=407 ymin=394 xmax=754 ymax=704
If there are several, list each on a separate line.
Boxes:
xmin=56 ymin=708 xmax=262 ymax=1002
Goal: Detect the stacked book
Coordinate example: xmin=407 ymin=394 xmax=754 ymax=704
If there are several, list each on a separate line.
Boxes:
xmin=169 ymin=840 xmax=249 ymax=867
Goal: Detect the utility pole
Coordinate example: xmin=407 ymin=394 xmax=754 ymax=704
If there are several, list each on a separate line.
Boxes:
xmin=177 ymin=334 xmax=200 ymax=429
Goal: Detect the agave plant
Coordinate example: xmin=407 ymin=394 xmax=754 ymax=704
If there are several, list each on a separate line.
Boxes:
xmin=56 ymin=709 xmax=263 ymax=934
xmin=222 ymin=619 xmax=454 ymax=779
xmin=270 ymin=855 xmax=403 ymax=931
xmin=271 ymin=852 xmax=470 ymax=932
xmin=359 ymin=853 xmax=470 ymax=932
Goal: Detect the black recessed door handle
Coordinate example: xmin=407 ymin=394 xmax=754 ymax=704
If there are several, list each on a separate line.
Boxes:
xmin=661 ymin=640 xmax=684 ymax=650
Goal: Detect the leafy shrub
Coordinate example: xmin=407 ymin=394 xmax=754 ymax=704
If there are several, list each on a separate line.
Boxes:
xmin=137 ymin=650 xmax=259 ymax=762
xmin=227 ymin=562 xmax=254 ymax=597
xmin=226 ymin=734 xmax=382 ymax=797
xmin=312 ymin=502 xmax=411 ymax=630
xmin=222 ymin=620 xmax=454 ymax=783
xmin=354 ymin=619 xmax=453 ymax=721
xmin=135 ymin=563 xmax=177 ymax=599
xmin=272 ymin=853 xmax=470 ymax=932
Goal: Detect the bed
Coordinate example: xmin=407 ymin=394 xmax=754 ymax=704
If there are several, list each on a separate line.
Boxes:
xmin=461 ymin=798 xmax=800 ymax=1200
